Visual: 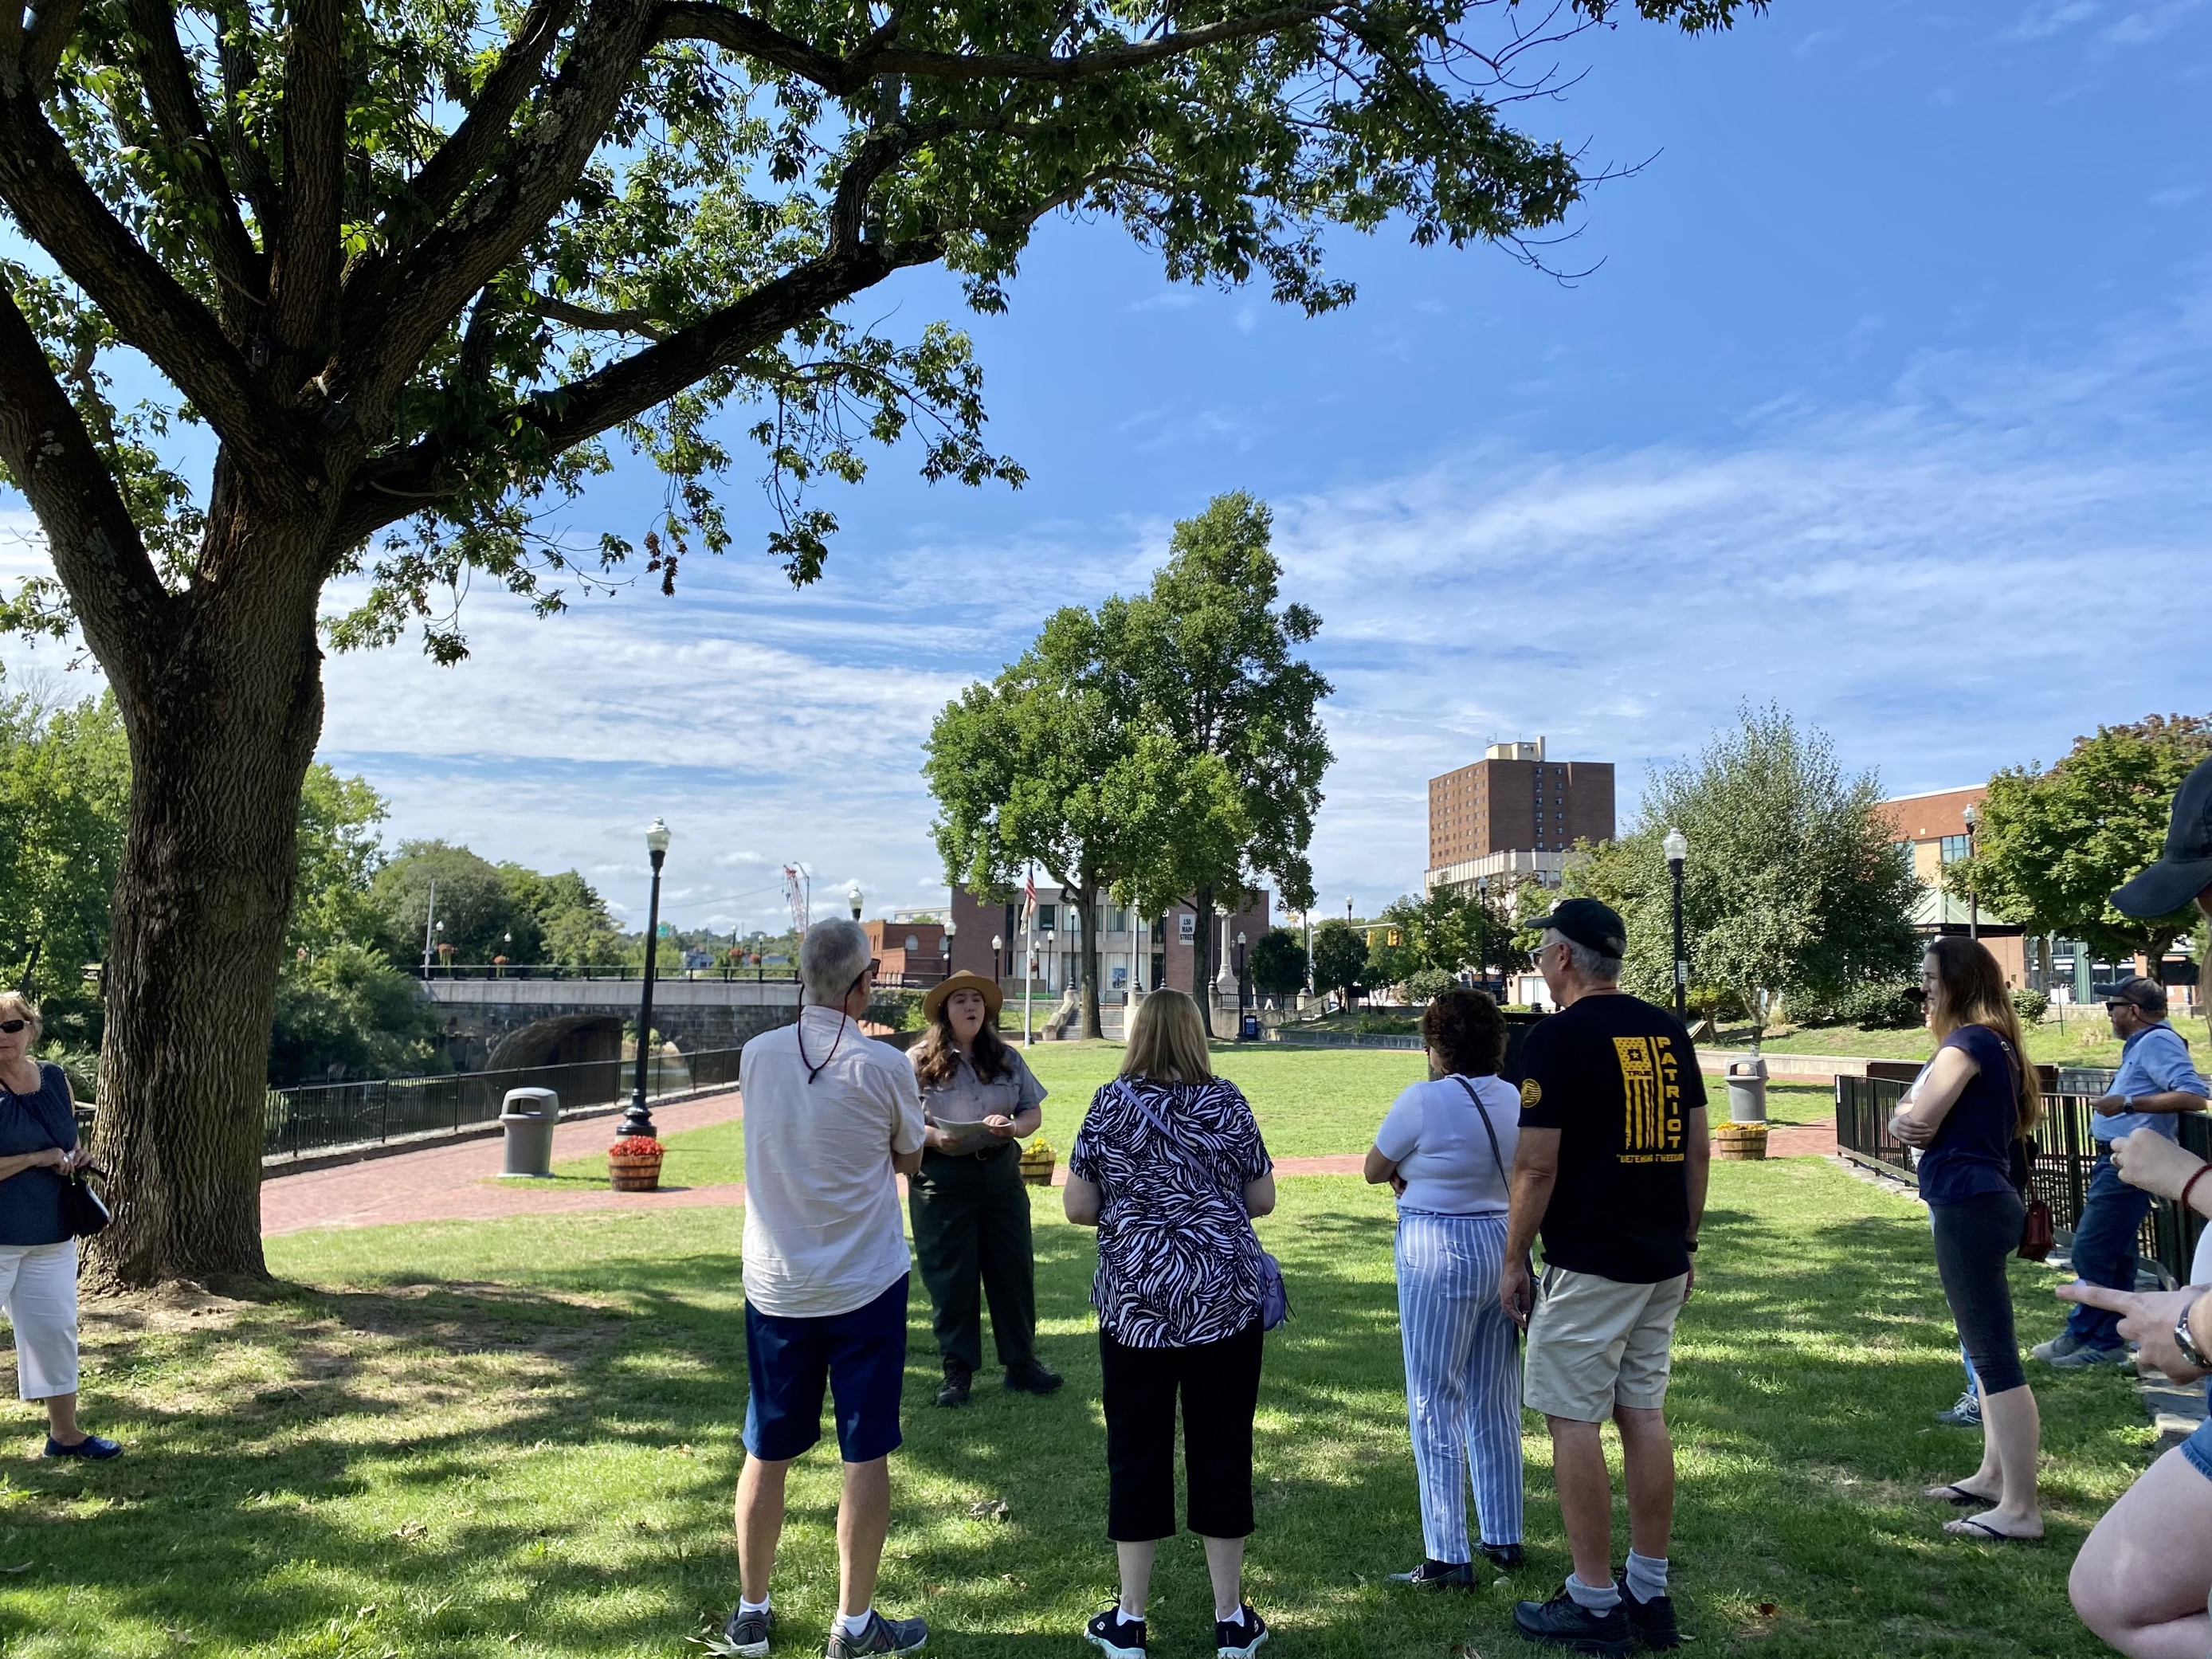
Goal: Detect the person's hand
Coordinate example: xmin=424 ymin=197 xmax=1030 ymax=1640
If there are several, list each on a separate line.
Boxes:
xmin=1500 ymin=1257 xmax=1533 ymax=1331
xmin=1389 ymin=1173 xmax=1406 ymax=1198
xmin=2090 ymin=1092 xmax=2126 ymax=1115
xmin=2057 ymin=1282 xmax=2209 ymax=1382
xmin=983 ymin=1115 xmax=1019 ymax=1140
xmin=1684 ymin=1254 xmax=1697 ymax=1303
xmin=1889 ymin=1112 xmax=1936 ymax=1148
xmin=36 ymin=1147 xmax=69 ymax=1171
xmin=61 ymin=1146 xmax=90 ymax=1171
xmin=2111 ymin=1128 xmax=2208 ymax=1205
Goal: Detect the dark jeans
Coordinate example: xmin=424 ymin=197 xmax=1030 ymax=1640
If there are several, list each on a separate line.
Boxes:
xmin=1931 ymin=1189 xmax=2029 ymax=1396
xmin=1100 ymin=1319 xmax=1265 ymax=1541
xmin=2062 ymin=1155 xmax=2153 ymax=1351
xmin=908 ymin=1143 xmax=1037 ymax=1373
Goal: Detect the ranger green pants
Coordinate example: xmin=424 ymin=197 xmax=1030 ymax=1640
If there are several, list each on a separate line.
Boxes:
xmin=908 ymin=1143 xmax=1037 ymax=1373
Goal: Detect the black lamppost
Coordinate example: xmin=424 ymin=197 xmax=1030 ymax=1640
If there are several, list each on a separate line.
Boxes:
xmin=943 ymin=913 xmax=957 ymax=981
xmin=991 ymin=932 xmax=1003 ymax=982
xmin=1664 ymin=826 xmax=1688 ymax=1020
xmin=849 ymin=881 xmax=864 ymax=922
xmin=619 ymin=817 xmax=672 ymax=1139
xmin=1963 ymin=803 xmax=1980 ymax=941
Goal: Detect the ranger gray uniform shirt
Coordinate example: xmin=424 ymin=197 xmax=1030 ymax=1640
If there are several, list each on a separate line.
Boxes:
xmin=920 ymin=1046 xmax=1048 ymax=1155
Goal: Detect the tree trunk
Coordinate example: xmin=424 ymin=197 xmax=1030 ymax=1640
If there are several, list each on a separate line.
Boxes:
xmin=86 ymin=524 xmax=327 ymax=1288
xmin=1079 ymin=886 xmax=1103 ymax=1041
xmin=1193 ymin=884 xmax=1214 ymax=1036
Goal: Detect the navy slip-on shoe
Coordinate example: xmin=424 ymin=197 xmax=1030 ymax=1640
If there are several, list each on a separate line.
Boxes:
xmin=44 ymin=1433 xmax=122 ymax=1460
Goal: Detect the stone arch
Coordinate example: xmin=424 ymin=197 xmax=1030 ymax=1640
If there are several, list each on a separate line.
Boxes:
xmin=488 ymin=1014 xmax=624 ymax=1072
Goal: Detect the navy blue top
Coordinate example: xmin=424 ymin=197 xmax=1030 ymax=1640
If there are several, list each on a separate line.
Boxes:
xmin=1918 ymin=1025 xmax=2021 ymax=1206
xmin=0 ymin=1061 xmax=76 ymax=1247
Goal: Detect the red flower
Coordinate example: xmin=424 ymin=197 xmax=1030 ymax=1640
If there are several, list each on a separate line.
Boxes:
xmin=609 ymin=1135 xmax=665 ymax=1156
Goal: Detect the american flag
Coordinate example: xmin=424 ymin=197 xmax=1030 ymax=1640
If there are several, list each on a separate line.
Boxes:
xmin=1024 ymin=869 xmax=1037 ymax=917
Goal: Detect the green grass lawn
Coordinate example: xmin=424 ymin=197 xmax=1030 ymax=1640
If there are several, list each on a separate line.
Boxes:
xmin=2 ymin=1156 xmax=2158 ymax=1658
xmin=1708 ymin=1017 xmax=2212 ymax=1072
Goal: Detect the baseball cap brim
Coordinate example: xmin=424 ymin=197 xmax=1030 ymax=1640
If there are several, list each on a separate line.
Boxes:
xmin=2111 ymin=853 xmax=2212 ymax=920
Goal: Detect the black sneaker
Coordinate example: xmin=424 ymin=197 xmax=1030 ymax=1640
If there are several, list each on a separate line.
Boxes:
xmin=720 ymin=1605 xmax=773 ymax=1657
xmin=935 ymin=1363 xmax=972 ymax=1409
xmin=1004 ymin=1360 xmax=1064 ymax=1395
xmin=1215 ymin=1605 xmax=1269 ymax=1659
xmin=1512 ymin=1586 xmax=1631 ymax=1655
xmin=1614 ymin=1577 xmax=1681 ymax=1649
xmin=1386 ymin=1559 xmax=1476 ymax=1590
xmin=1478 ymin=1541 xmax=1527 ymax=1573
xmin=1084 ymin=1606 xmax=1147 ymax=1658
xmin=42 ymin=1433 xmax=121 ymax=1461
xmin=824 ymin=1610 xmax=926 ymax=1657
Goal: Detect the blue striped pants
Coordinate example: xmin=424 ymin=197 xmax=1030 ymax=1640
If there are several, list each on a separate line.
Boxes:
xmin=1395 ymin=1210 xmax=1524 ymax=1559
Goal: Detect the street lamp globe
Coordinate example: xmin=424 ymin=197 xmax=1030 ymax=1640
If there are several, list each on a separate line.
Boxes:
xmin=991 ymin=933 xmax=1002 ymax=951
xmin=1237 ymin=931 xmax=1247 ymax=947
xmin=1663 ymin=827 xmax=1688 ymax=865
xmin=847 ymin=881 xmax=863 ymax=920
xmin=645 ymin=816 xmax=672 ymax=859
xmin=1962 ymin=804 xmax=1979 ymax=830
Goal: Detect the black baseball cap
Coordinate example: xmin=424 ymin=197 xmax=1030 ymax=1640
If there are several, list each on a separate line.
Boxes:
xmin=2112 ymin=756 xmax=2212 ymax=920
xmin=2092 ymin=974 xmax=2168 ymax=1015
xmin=1524 ymin=896 xmax=1627 ymax=959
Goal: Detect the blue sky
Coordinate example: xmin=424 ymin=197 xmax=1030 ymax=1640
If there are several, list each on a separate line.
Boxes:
xmin=5 ymin=0 xmax=2209 ymax=935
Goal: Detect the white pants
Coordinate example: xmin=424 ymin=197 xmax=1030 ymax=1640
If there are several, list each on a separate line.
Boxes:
xmin=0 ymin=1240 xmax=79 ymax=1400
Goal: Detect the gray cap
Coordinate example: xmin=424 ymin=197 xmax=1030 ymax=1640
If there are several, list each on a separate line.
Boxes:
xmin=2112 ymin=755 xmax=2212 ymax=920
xmin=2092 ymin=974 xmax=2168 ymax=1015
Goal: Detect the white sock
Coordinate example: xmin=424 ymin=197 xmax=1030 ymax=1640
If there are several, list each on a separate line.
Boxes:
xmin=1565 ymin=1572 xmax=1621 ymax=1613
xmin=1625 ymin=1551 xmax=1669 ymax=1602
xmin=837 ymin=1610 xmax=873 ymax=1638
xmin=1115 ymin=1605 xmax=1144 ymax=1626
xmin=739 ymin=1595 xmax=771 ymax=1615
xmin=1216 ymin=1602 xmax=1244 ymax=1624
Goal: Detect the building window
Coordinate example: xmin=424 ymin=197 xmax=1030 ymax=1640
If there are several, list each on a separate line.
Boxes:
xmin=1939 ymin=835 xmax=1970 ymax=865
xmin=1038 ymin=904 xmax=1057 ymax=931
xmin=1893 ymin=841 xmax=1914 ymax=871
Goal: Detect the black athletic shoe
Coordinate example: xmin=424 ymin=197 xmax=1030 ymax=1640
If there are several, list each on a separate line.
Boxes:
xmin=824 ymin=1610 xmax=926 ymax=1657
xmin=1614 ymin=1578 xmax=1681 ymax=1650
xmin=1215 ymin=1605 xmax=1269 ymax=1659
xmin=720 ymin=1605 xmax=773 ymax=1657
xmin=1004 ymin=1360 xmax=1064 ymax=1395
xmin=935 ymin=1363 xmax=972 ymax=1409
xmin=1477 ymin=1541 xmax=1527 ymax=1573
xmin=1084 ymin=1606 xmax=1147 ymax=1658
xmin=1512 ymin=1586 xmax=1631 ymax=1655
xmin=42 ymin=1433 xmax=121 ymax=1461
xmin=1387 ymin=1559 xmax=1476 ymax=1591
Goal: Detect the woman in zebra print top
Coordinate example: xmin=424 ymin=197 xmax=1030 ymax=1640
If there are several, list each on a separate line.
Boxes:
xmin=1065 ymin=989 xmax=1276 ymax=1659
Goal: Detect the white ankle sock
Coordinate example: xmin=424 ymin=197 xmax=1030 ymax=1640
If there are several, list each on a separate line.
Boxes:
xmin=739 ymin=1595 xmax=771 ymax=1615
xmin=836 ymin=1610 xmax=873 ymax=1638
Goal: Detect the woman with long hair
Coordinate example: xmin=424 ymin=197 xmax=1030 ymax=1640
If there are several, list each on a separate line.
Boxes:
xmin=1365 ymin=987 xmax=1525 ymax=1588
xmin=907 ymin=970 xmax=1059 ymax=1408
xmin=1064 ymin=988 xmax=1276 ymax=1659
xmin=1889 ymin=935 xmax=2043 ymax=1542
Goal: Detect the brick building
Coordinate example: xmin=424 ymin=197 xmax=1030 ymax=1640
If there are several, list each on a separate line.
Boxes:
xmin=1425 ymin=739 xmax=1615 ymax=893
xmin=863 ymin=916 xmax=951 ymax=986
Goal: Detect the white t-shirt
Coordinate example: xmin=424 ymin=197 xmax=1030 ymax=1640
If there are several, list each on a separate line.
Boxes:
xmin=1372 ymin=1073 xmax=1521 ymax=1216
xmin=739 ymin=1006 xmax=926 ymax=1318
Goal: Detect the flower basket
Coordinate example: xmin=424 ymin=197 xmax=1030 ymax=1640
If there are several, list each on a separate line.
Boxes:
xmin=1714 ymin=1121 xmax=1770 ymax=1162
xmin=1018 ymin=1137 xmax=1056 ymax=1187
xmin=608 ymin=1135 xmax=665 ymax=1191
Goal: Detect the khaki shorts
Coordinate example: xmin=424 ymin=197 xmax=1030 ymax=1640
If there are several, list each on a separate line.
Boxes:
xmin=1523 ymin=1265 xmax=1689 ymax=1422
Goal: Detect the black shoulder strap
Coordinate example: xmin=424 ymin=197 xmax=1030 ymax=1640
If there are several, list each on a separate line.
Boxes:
xmin=1449 ymin=1076 xmax=1511 ymax=1186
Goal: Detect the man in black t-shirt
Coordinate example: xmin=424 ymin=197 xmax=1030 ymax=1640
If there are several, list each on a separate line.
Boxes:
xmin=1500 ymin=899 xmax=1710 ymax=1654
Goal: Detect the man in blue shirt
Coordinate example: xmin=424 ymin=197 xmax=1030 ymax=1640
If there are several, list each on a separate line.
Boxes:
xmin=2033 ymin=974 xmax=2210 ymax=1367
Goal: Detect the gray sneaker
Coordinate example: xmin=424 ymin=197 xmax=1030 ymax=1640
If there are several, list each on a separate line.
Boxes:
xmin=826 ymin=1610 xmax=926 ymax=1657
xmin=2046 ymin=1339 xmax=2129 ymax=1370
xmin=2031 ymin=1330 xmax=2085 ymax=1363
xmin=719 ymin=1606 xmax=772 ymax=1658
xmin=1935 ymin=1390 xmax=1982 ymax=1427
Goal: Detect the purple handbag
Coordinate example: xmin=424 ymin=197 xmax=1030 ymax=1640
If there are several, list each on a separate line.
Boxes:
xmin=1124 ymin=1085 xmax=1289 ymax=1331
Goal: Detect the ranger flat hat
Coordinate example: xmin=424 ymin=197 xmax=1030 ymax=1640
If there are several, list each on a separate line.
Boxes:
xmin=922 ymin=968 xmax=1004 ymax=1023
xmin=2112 ymin=756 xmax=2212 ymax=920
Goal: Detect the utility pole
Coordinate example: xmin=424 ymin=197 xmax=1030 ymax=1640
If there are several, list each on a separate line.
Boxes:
xmin=420 ymin=877 xmax=438 ymax=971
xmin=1023 ymin=864 xmax=1037 ymax=1048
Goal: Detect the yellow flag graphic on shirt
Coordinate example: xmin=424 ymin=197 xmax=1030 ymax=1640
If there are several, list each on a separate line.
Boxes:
xmin=1613 ymin=1035 xmax=1685 ymax=1163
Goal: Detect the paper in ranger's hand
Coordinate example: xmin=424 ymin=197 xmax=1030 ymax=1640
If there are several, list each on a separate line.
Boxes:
xmin=931 ymin=1116 xmax=1006 ymax=1151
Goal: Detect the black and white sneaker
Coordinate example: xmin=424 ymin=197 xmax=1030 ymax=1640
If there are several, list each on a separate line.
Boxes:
xmin=1614 ymin=1577 xmax=1681 ymax=1650
xmin=1215 ymin=1604 xmax=1269 ymax=1659
xmin=719 ymin=1605 xmax=773 ymax=1657
xmin=1386 ymin=1559 xmax=1476 ymax=1591
xmin=1934 ymin=1390 xmax=1982 ymax=1428
xmin=1512 ymin=1586 xmax=1631 ymax=1655
xmin=824 ymin=1610 xmax=926 ymax=1657
xmin=1084 ymin=1606 xmax=1147 ymax=1658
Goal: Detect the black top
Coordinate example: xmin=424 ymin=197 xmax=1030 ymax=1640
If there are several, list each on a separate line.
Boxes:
xmin=1069 ymin=1077 xmax=1273 ymax=1347
xmin=1516 ymin=993 xmax=1708 ymax=1284
xmin=1917 ymin=1024 xmax=2022 ymax=1206
xmin=0 ymin=1061 xmax=76 ymax=1247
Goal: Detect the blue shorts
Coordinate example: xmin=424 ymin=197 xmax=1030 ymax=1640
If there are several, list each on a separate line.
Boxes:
xmin=2184 ymin=1414 xmax=2212 ymax=1483
xmin=743 ymin=1273 xmax=909 ymax=1463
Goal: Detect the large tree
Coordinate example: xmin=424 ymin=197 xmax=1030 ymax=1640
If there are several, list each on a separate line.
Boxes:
xmin=0 ymin=0 xmax=1765 ymax=1281
xmin=1096 ymin=491 xmax=1332 ymax=1031
xmin=1574 ymin=704 xmax=1920 ymax=1049
xmin=1964 ymin=714 xmax=2212 ymax=968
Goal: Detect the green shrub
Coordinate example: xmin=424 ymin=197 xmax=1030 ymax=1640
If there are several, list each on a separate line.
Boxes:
xmin=2011 ymin=986 xmax=2050 ymax=1023
xmin=1836 ymin=982 xmax=1921 ymax=1030
xmin=1403 ymin=968 xmax=1456 ymax=1003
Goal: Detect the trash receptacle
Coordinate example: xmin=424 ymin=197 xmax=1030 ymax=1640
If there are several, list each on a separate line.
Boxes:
xmin=498 ymin=1087 xmax=560 ymax=1178
xmin=1240 ymin=1013 xmax=1261 ymax=1041
xmin=1725 ymin=1057 xmax=1768 ymax=1124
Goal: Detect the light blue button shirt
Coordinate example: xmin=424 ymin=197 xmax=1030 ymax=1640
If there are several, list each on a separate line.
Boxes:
xmin=2092 ymin=1022 xmax=2210 ymax=1142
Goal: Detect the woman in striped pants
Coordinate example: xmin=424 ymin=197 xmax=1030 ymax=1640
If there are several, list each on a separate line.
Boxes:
xmin=1364 ymin=989 xmax=1524 ymax=1590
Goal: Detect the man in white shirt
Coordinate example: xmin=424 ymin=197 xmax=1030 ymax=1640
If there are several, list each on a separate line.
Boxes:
xmin=724 ymin=919 xmax=928 ymax=1659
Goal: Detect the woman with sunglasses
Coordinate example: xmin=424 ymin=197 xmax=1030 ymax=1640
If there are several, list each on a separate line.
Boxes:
xmin=0 ymin=992 xmax=120 ymax=1459
xmin=1888 ymin=938 xmax=2041 ymax=1541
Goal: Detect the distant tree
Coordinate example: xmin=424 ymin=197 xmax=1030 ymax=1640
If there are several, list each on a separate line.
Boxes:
xmin=1381 ymin=884 xmax=1516 ymax=982
xmin=1249 ymin=928 xmax=1308 ymax=1000
xmin=1096 ymin=493 xmax=1332 ymax=1032
xmin=288 ymin=766 xmax=389 ymax=956
xmin=1312 ymin=919 xmax=1369 ymax=1007
xmin=370 ymin=841 xmax=523 ymax=966
xmin=268 ymin=943 xmax=441 ymax=1084
xmin=1404 ymin=967 xmax=1457 ymax=1003
xmin=498 ymin=864 xmax=622 ymax=964
xmin=1574 ymin=704 xmax=1920 ymax=1050
xmin=1963 ymin=714 xmax=2212 ymax=966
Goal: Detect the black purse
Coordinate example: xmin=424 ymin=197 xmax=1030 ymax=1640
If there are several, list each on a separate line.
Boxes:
xmin=61 ymin=1164 xmax=112 ymax=1238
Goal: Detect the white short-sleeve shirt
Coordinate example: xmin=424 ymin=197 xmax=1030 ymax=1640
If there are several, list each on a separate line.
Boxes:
xmin=739 ymin=1006 xmax=927 ymax=1318
xmin=1372 ymin=1073 xmax=1521 ymax=1216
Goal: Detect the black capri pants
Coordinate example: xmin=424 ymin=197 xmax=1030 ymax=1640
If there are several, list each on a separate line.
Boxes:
xmin=1100 ymin=1318 xmax=1265 ymax=1541
xmin=1930 ymin=1189 xmax=2029 ymax=1396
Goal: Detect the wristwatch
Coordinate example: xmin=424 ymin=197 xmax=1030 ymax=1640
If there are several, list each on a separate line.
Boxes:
xmin=2177 ymin=1299 xmax=2210 ymax=1371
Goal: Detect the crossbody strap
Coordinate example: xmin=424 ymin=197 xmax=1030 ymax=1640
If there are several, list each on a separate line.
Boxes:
xmin=1449 ymin=1076 xmax=1511 ymax=1187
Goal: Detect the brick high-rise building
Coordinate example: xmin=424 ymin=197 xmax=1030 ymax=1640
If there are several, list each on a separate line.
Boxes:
xmin=1425 ymin=739 xmax=1615 ymax=893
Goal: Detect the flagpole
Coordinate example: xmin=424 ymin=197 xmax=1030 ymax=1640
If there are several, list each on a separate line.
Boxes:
xmin=1023 ymin=864 xmax=1037 ymax=1048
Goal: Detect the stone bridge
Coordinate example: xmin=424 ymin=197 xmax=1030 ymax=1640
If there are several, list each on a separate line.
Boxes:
xmin=420 ymin=975 xmax=802 ymax=1072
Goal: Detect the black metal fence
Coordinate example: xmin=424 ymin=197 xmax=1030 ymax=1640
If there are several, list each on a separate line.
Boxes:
xmin=1835 ymin=1065 xmax=2211 ymax=1284
xmin=263 ymin=1046 xmax=743 ymax=1161
xmin=406 ymin=963 xmax=799 ymax=982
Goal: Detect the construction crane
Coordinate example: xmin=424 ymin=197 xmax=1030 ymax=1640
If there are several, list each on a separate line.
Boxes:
xmin=782 ymin=865 xmax=810 ymax=937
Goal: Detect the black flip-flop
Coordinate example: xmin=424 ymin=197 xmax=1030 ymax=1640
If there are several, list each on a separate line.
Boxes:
xmin=1947 ymin=1518 xmax=2036 ymax=1543
xmin=1934 ymin=1483 xmax=1992 ymax=1506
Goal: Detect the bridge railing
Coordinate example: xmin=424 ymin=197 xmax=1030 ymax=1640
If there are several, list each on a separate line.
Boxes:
xmin=265 ymin=1045 xmax=744 ymax=1163
xmin=406 ymin=963 xmax=800 ymax=982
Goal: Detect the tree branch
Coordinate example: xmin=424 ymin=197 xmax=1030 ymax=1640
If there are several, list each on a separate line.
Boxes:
xmin=0 ymin=96 xmax=292 ymax=471
xmin=209 ymin=0 xmax=278 ymax=230
xmin=18 ymin=0 xmax=84 ymax=94
xmin=0 ymin=273 xmax=175 ymax=677
xmin=267 ymin=0 xmax=345 ymax=355
xmin=402 ymin=0 xmax=581 ymax=236
xmin=526 ymin=292 xmax=670 ymax=338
